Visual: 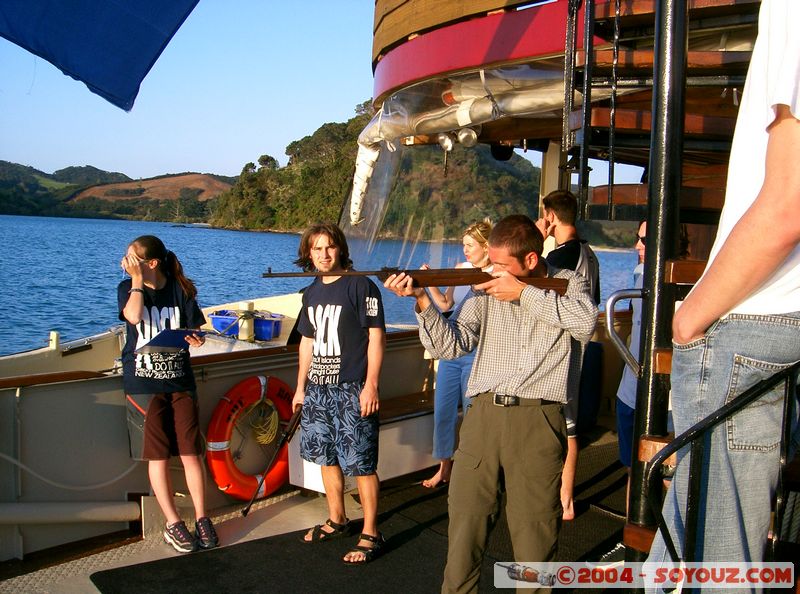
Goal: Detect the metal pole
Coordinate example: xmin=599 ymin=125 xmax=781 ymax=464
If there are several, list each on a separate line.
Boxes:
xmin=560 ymin=0 xmax=581 ymax=190
xmin=627 ymin=0 xmax=687 ymax=561
xmin=578 ymin=0 xmax=594 ymax=218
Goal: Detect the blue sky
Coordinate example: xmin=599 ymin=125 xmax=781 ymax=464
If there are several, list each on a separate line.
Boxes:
xmin=0 ymin=2 xmax=375 ymax=179
xmin=0 ymin=1 xmax=640 ymax=184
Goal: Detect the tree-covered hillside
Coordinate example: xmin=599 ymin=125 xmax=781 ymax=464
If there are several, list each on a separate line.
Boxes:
xmin=210 ymin=102 xmax=544 ymax=238
xmin=1 ymin=105 xmax=638 ymax=246
xmin=211 ymin=105 xmax=373 ymax=230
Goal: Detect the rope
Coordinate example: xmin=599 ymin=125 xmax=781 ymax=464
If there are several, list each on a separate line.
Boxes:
xmin=246 ymin=400 xmax=280 ymax=445
xmin=0 ymin=452 xmax=139 ymax=491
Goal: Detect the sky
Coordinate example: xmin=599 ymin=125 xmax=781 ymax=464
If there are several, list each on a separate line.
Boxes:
xmin=0 ymin=1 xmax=641 ymax=184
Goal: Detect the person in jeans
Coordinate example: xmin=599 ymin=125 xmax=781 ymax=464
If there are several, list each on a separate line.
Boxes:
xmin=422 ymin=219 xmax=492 ymax=489
xmin=385 ymin=214 xmax=597 ymax=592
xmin=648 ymin=0 xmax=800 ymax=582
xmin=292 ymin=223 xmax=387 ymax=564
xmin=119 ymin=235 xmax=218 ymax=553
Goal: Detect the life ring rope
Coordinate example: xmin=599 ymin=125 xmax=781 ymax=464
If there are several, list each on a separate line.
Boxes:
xmin=205 ymin=375 xmax=294 ymax=501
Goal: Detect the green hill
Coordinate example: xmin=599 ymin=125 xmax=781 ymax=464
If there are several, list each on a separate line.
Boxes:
xmin=0 ymin=103 xmax=638 ymax=246
xmin=51 ymin=165 xmax=130 ymax=185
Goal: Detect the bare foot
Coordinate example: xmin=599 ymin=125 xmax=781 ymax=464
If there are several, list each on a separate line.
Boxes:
xmin=422 ymin=459 xmax=452 ymax=488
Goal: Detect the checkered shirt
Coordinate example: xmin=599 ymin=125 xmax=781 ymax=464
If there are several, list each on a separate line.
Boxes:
xmin=416 ymin=267 xmax=597 ymax=411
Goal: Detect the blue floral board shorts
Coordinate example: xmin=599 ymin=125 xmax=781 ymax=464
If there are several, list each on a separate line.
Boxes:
xmin=299 ymin=381 xmax=379 ymax=476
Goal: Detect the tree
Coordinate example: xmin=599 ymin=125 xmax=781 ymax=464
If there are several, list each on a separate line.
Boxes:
xmin=258 ymin=155 xmax=279 ymax=170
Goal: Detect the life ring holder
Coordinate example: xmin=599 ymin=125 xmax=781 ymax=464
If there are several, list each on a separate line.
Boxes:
xmin=206 ymin=375 xmax=294 ymax=501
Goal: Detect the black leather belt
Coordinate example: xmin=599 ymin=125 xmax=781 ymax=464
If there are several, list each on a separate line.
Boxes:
xmin=493 ymin=393 xmax=520 ymax=406
xmin=490 ymin=393 xmax=558 ymax=407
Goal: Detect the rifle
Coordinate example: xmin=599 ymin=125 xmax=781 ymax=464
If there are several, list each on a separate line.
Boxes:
xmin=262 ymin=267 xmax=568 ymax=295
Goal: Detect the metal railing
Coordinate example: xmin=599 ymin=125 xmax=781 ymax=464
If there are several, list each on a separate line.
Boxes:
xmin=606 ymin=288 xmax=799 ymax=567
xmin=644 ymin=361 xmax=799 ymax=564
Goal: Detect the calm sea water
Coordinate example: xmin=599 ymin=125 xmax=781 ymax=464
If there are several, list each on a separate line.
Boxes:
xmin=0 ymin=215 xmax=639 ymax=356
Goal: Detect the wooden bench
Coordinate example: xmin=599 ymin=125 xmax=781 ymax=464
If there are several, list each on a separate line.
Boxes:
xmin=288 ymin=390 xmax=437 ymax=493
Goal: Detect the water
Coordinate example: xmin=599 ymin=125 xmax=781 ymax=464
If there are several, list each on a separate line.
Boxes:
xmin=0 ymin=215 xmax=639 ymax=356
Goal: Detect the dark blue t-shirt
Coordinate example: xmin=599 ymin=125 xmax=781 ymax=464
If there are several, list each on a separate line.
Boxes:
xmin=546 ymin=238 xmax=601 ymax=305
xmin=117 ymin=277 xmax=206 ymax=394
xmin=297 ymin=275 xmax=385 ymax=385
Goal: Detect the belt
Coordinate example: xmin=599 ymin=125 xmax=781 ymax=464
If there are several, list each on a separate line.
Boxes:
xmin=488 ymin=392 xmax=558 ymax=407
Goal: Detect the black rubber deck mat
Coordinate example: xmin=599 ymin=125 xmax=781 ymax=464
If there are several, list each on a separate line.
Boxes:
xmin=90 ymin=486 xmax=497 ymax=594
xmin=91 ymin=440 xmax=626 ymax=593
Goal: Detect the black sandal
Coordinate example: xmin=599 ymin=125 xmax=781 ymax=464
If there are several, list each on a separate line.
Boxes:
xmin=302 ymin=518 xmax=351 ymax=543
xmin=343 ymin=532 xmax=385 ymax=565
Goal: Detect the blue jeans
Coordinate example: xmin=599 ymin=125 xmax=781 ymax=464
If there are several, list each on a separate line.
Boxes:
xmin=648 ymin=312 xmax=800 ymax=578
xmin=432 ymin=353 xmax=475 ymax=460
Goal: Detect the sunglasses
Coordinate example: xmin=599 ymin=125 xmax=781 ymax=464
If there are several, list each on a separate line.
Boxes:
xmin=637 ymin=234 xmax=646 ymax=243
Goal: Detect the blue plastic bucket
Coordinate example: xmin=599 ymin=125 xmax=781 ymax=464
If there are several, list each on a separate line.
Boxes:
xmin=209 ymin=310 xmax=284 ymax=340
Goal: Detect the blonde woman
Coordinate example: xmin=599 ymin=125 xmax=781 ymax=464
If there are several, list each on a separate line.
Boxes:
xmin=422 ymin=220 xmax=492 ymax=488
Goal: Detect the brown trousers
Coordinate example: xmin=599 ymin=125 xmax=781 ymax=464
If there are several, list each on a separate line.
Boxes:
xmin=442 ymin=392 xmax=566 ymax=593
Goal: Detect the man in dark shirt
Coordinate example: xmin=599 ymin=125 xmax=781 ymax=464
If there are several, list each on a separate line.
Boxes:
xmin=536 ymin=189 xmax=601 ymax=521
xmin=536 ymin=189 xmax=600 ymax=305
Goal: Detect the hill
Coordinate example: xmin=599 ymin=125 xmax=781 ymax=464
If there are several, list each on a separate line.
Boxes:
xmin=0 ymin=161 xmax=233 ymax=221
xmin=68 ymin=173 xmax=233 ymax=220
xmin=1 ymin=104 xmax=638 ymax=246
xmin=52 ymin=165 xmax=130 ymax=185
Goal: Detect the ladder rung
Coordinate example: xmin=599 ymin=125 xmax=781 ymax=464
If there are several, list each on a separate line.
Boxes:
xmin=594 ymin=0 xmax=760 ymax=22
xmin=639 ymin=434 xmax=677 ymax=466
xmin=623 ymin=521 xmax=657 ymax=554
xmin=664 ymin=259 xmax=706 ymax=285
xmin=577 ymin=49 xmax=751 ymax=76
xmin=653 ymin=348 xmax=672 ymax=375
xmin=570 ymin=107 xmax=736 ymax=137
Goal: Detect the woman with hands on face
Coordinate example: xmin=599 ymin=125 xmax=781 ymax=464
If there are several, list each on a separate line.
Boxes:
xmin=118 ymin=235 xmax=217 ymax=554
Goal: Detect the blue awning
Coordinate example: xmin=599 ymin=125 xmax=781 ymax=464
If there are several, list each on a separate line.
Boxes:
xmin=0 ymin=0 xmax=200 ymax=111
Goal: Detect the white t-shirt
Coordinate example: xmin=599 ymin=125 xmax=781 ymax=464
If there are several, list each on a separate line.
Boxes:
xmin=701 ymin=0 xmax=800 ymax=316
xmin=616 ymin=263 xmax=643 ymax=409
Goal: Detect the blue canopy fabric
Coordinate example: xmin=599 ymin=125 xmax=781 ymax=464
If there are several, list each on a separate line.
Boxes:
xmin=0 ymin=0 xmax=200 ymax=111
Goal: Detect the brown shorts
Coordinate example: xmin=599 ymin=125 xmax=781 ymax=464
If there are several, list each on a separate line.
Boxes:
xmin=126 ymin=392 xmax=202 ymax=461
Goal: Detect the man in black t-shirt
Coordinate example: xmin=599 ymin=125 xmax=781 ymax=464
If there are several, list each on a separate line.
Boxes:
xmin=536 ymin=189 xmax=601 ymax=522
xmin=536 ymin=189 xmax=600 ymax=305
xmin=291 ymin=223 xmax=387 ymax=565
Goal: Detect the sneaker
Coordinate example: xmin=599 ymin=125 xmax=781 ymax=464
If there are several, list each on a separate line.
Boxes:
xmin=164 ymin=520 xmax=198 ymax=553
xmin=587 ymin=542 xmax=626 ymax=570
xmin=195 ymin=516 xmax=219 ymax=549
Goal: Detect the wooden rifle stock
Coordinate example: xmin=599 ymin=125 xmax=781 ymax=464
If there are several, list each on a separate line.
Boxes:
xmin=262 ymin=267 xmax=568 ymax=295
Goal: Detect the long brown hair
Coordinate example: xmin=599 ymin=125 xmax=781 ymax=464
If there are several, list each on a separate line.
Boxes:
xmin=293 ymin=223 xmax=353 ymax=272
xmin=130 ymin=235 xmax=198 ymax=299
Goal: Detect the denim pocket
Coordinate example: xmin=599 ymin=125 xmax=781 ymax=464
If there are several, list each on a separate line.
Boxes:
xmin=672 ymin=336 xmax=706 ymax=350
xmin=725 ymin=354 xmax=793 ymax=452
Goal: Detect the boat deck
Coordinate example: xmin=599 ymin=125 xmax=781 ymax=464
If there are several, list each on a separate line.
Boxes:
xmin=0 ymin=418 xmax=624 ymax=593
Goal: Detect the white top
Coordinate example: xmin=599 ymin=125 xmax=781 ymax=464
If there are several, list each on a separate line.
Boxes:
xmin=451 ymin=261 xmax=477 ymax=307
xmin=700 ymin=0 xmax=800 ymax=316
xmin=616 ymin=264 xmax=644 ymax=409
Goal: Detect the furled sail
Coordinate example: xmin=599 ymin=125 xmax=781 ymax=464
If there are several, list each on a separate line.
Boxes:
xmin=0 ymin=0 xmax=199 ymax=111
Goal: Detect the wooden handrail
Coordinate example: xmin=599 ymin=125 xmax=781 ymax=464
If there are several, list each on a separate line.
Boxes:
xmin=0 ymin=370 xmax=107 ymax=390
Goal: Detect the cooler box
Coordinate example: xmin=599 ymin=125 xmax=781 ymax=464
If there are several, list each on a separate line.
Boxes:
xmin=208 ymin=310 xmax=284 ymax=340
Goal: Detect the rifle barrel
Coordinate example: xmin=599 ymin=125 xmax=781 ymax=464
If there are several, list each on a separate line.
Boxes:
xmin=262 ymin=267 xmax=567 ymax=295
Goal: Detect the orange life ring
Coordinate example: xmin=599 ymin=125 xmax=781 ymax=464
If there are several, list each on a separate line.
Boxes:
xmin=206 ymin=375 xmax=294 ymax=501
